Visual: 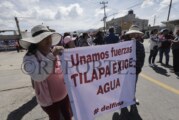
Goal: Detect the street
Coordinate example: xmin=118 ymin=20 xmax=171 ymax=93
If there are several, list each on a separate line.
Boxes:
xmin=0 ymin=40 xmax=179 ymax=120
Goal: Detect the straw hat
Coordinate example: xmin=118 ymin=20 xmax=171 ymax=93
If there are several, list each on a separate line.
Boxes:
xmin=20 ymin=25 xmax=62 ymax=49
xmin=125 ymin=25 xmax=143 ymax=35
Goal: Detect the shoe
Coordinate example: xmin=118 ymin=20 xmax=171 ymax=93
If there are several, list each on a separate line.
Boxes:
xmin=161 ymin=62 xmax=165 ymax=65
xmin=133 ymin=98 xmax=140 ymax=105
xmin=135 ymin=99 xmax=140 ymax=105
xmin=157 ymin=61 xmax=162 ymax=63
xmin=152 ymin=63 xmax=157 ymax=67
xmin=149 ymin=64 xmax=154 ymax=67
xmin=170 ymin=70 xmax=175 ymax=73
xmin=175 ymin=72 xmax=179 ymax=76
xmin=165 ymin=63 xmax=169 ymax=66
xmin=170 ymin=68 xmax=174 ymax=70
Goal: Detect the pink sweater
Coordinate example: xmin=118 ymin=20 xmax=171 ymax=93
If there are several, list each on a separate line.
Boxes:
xmin=23 ymin=51 xmax=67 ymax=107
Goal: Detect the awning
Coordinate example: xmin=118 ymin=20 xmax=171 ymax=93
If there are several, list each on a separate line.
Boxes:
xmin=162 ymin=19 xmax=179 ymax=25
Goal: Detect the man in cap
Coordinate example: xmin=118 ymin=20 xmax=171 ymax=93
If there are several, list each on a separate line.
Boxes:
xmin=105 ymin=27 xmax=119 ymax=44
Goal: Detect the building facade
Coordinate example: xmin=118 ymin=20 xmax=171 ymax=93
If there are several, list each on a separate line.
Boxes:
xmin=106 ymin=10 xmax=148 ymax=34
xmin=162 ymin=19 xmax=179 ymax=35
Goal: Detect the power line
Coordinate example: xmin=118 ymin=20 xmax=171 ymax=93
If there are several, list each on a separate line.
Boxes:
xmin=127 ymin=2 xmax=143 ymax=9
xmin=88 ymin=20 xmax=103 ymax=29
xmin=107 ymin=1 xmax=143 ymax=16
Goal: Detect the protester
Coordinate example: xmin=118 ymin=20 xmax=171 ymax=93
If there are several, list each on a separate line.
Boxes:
xmin=120 ymin=35 xmax=126 ymax=42
xmin=148 ymin=29 xmax=160 ymax=67
xmin=72 ymin=32 xmax=79 ymax=46
xmin=158 ymin=29 xmax=173 ymax=66
xmin=87 ymin=35 xmax=95 ymax=46
xmin=104 ymin=27 xmax=119 ymax=44
xmin=93 ymin=31 xmax=105 ymax=45
xmin=63 ymin=32 xmax=76 ymax=48
xmin=78 ymin=32 xmax=89 ymax=47
xmin=120 ymin=34 xmax=130 ymax=42
xmin=119 ymin=25 xmax=145 ymax=120
xmin=171 ymin=30 xmax=179 ymax=73
xmin=20 ymin=25 xmax=72 ymax=120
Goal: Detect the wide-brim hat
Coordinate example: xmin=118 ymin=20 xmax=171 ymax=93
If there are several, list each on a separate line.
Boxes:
xmin=63 ymin=36 xmax=76 ymax=44
xmin=125 ymin=25 xmax=143 ymax=35
xmin=160 ymin=28 xmax=168 ymax=33
xmin=20 ymin=25 xmax=62 ymax=49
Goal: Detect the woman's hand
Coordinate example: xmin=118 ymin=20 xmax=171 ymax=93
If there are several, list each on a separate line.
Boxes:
xmin=52 ymin=46 xmax=64 ymax=56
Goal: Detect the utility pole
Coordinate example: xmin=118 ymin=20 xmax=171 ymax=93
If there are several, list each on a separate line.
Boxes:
xmin=167 ymin=0 xmax=172 ymax=21
xmin=100 ymin=1 xmax=108 ymax=33
xmin=14 ymin=17 xmax=22 ymax=39
xmin=153 ymin=15 xmax=156 ymax=26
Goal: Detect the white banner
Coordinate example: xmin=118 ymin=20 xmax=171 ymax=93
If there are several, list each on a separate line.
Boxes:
xmin=62 ymin=40 xmax=136 ymax=120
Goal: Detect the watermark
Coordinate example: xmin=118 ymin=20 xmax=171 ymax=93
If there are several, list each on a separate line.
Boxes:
xmin=21 ymin=59 xmax=36 ymax=74
xmin=21 ymin=59 xmax=137 ymax=75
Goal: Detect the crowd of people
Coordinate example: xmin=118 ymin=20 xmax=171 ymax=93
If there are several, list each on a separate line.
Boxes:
xmin=20 ymin=24 xmax=179 ymax=120
xmin=148 ymin=28 xmax=179 ymax=74
xmin=60 ymin=26 xmax=179 ymax=74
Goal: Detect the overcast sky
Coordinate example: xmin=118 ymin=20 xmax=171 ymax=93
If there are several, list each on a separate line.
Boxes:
xmin=0 ymin=0 xmax=179 ymax=33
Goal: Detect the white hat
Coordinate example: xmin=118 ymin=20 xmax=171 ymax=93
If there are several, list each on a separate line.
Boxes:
xmin=160 ymin=28 xmax=168 ymax=33
xmin=20 ymin=25 xmax=62 ymax=49
xmin=63 ymin=36 xmax=76 ymax=44
xmin=125 ymin=25 xmax=143 ymax=35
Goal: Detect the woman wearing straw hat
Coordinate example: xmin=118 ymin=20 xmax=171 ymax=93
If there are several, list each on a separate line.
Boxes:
xmin=118 ymin=25 xmax=145 ymax=120
xmin=20 ymin=25 xmax=72 ymax=120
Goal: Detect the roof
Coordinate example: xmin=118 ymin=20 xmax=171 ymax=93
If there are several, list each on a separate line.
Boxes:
xmin=0 ymin=35 xmax=20 ymax=41
xmin=162 ymin=19 xmax=179 ymax=25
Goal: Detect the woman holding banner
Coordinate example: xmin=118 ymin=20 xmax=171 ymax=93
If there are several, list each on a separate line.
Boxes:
xmin=20 ymin=25 xmax=72 ymax=120
xmin=119 ymin=25 xmax=145 ymax=120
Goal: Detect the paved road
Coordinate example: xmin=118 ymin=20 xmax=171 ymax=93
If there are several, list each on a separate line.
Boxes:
xmin=0 ymin=40 xmax=179 ymax=120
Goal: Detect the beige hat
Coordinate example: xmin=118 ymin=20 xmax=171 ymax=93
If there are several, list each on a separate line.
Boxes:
xmin=20 ymin=25 xmax=62 ymax=49
xmin=125 ymin=25 xmax=143 ymax=35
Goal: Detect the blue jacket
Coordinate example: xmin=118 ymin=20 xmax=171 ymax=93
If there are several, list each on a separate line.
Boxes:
xmin=105 ymin=33 xmax=119 ymax=44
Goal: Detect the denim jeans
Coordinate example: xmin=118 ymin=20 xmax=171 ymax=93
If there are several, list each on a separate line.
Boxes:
xmin=159 ymin=48 xmax=170 ymax=65
xmin=149 ymin=46 xmax=158 ymax=64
